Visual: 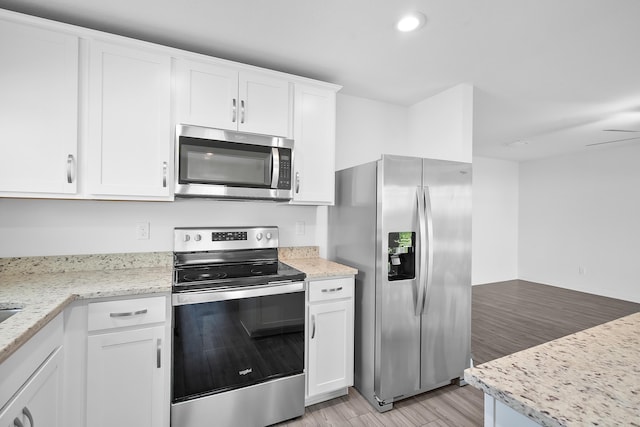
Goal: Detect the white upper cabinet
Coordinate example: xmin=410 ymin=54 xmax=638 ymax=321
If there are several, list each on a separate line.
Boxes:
xmin=291 ymin=84 xmax=338 ymax=205
xmin=0 ymin=18 xmax=79 ymax=196
xmin=176 ymin=59 xmax=292 ymax=138
xmin=87 ymin=40 xmax=172 ymax=199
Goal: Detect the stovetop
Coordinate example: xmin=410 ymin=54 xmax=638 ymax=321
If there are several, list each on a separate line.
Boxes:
xmin=172 ymin=226 xmax=306 ymax=293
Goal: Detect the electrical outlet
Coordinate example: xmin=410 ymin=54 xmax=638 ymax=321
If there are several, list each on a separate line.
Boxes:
xmin=136 ymin=222 xmax=150 ymax=240
xmin=295 ymin=221 xmax=305 ymax=236
xmin=578 ymin=266 xmax=586 ymax=275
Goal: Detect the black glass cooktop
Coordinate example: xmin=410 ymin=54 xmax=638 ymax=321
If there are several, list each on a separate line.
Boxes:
xmin=173 ymin=260 xmax=305 ymax=292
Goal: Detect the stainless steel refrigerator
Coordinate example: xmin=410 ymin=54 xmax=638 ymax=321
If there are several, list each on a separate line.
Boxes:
xmin=328 ymin=154 xmax=472 ymax=412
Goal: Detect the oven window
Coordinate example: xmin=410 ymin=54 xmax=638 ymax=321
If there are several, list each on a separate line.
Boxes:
xmin=179 ymin=137 xmax=272 ymax=187
xmin=172 ymin=291 xmax=304 ymax=402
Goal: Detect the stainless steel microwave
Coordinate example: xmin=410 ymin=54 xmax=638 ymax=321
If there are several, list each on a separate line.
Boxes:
xmin=174 ymin=125 xmax=294 ymax=201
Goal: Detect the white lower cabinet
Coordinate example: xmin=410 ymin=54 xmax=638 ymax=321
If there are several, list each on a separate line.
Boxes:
xmin=0 ymin=315 xmax=64 ymax=427
xmin=0 ymin=348 xmax=63 ymax=427
xmin=87 ymin=326 xmax=165 ymax=427
xmin=305 ymin=276 xmax=354 ymax=406
xmin=84 ymin=296 xmax=169 ymax=427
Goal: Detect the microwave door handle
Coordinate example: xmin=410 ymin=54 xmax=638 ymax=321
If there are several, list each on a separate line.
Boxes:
xmin=271 ymin=148 xmax=280 ymax=189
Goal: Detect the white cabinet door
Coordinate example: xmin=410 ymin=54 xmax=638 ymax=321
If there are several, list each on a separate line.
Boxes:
xmin=0 ymin=19 xmax=78 ymax=196
xmin=176 ymin=59 xmax=292 ymax=137
xmin=291 ymin=84 xmax=336 ymax=205
xmin=87 ymin=40 xmax=172 ymax=199
xmin=176 ymin=59 xmax=238 ymax=130
xmin=0 ymin=347 xmax=63 ymax=427
xmin=87 ymin=325 xmax=166 ymax=427
xmin=238 ymin=71 xmax=291 ymax=137
xmin=307 ymin=298 xmax=354 ymax=397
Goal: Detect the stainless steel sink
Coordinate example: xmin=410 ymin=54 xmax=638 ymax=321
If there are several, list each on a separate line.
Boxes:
xmin=0 ymin=307 xmax=23 ymax=324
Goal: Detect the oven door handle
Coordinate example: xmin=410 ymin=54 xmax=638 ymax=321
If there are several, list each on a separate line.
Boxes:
xmin=172 ymin=281 xmax=304 ymax=306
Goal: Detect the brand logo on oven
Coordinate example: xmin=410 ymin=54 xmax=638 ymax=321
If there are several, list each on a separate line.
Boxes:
xmin=239 ymin=368 xmax=253 ymax=376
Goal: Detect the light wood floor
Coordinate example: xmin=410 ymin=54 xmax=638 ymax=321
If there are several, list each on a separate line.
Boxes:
xmin=277 ymin=280 xmax=640 ymax=426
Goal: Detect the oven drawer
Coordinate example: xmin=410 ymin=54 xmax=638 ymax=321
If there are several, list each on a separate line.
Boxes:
xmin=308 ymin=277 xmax=354 ymax=303
xmin=88 ymin=296 xmax=167 ymax=332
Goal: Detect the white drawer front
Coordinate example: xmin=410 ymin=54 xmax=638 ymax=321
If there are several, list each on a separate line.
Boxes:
xmin=88 ymin=296 xmax=166 ymax=332
xmin=308 ymin=277 xmax=354 ymax=303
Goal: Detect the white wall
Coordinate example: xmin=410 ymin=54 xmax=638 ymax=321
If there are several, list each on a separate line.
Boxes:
xmin=519 ymin=142 xmax=640 ymax=303
xmin=408 ymin=84 xmax=474 ymax=163
xmin=334 ymin=93 xmax=408 ymax=171
xmin=335 ymin=84 xmax=473 ymax=171
xmin=472 ymin=156 xmax=519 ymax=285
xmin=0 ymin=198 xmax=318 ymax=257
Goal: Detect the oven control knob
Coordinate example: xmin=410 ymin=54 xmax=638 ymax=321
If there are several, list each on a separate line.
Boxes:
xmin=266 ymin=232 xmax=272 ymax=240
xmin=194 ymin=234 xmax=202 ymax=242
xmin=256 ymin=232 xmax=263 ymax=241
xmin=184 ymin=234 xmax=191 ymax=242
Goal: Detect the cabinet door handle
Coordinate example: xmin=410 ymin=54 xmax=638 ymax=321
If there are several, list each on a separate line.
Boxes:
xmin=13 ymin=418 xmax=24 ymax=427
xmin=240 ymin=100 xmax=245 ymax=124
xmin=66 ymin=154 xmax=75 ymax=184
xmin=162 ymin=161 xmax=168 ymax=188
xmin=22 ymin=407 xmax=34 ymax=427
xmin=295 ymin=172 xmax=300 ymax=194
xmin=109 ymin=308 xmax=148 ymax=318
xmin=232 ymin=98 xmax=237 ymax=123
xmin=22 ymin=406 xmax=36 ymax=427
xmin=311 ymin=314 xmax=316 ymax=339
xmin=157 ymin=338 xmax=162 ymax=368
xmin=321 ymin=286 xmax=343 ymax=293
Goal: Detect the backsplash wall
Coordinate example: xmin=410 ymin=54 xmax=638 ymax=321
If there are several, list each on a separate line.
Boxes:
xmin=0 ymin=198 xmax=319 ymax=257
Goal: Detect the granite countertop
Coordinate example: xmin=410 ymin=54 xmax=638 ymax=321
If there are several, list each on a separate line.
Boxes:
xmin=0 ymin=247 xmax=357 ymax=365
xmin=0 ymin=252 xmax=173 ymax=364
xmin=464 ymin=312 xmax=640 ymax=427
xmin=279 ymin=246 xmax=358 ymax=279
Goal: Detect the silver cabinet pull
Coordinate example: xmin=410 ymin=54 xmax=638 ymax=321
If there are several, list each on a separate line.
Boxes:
xmin=156 ymin=338 xmax=162 ymax=368
xmin=321 ymin=286 xmax=343 ymax=293
xmin=22 ymin=407 xmax=33 ymax=427
xmin=232 ymin=98 xmax=237 ymax=123
xmin=240 ymin=100 xmax=245 ymax=123
xmin=109 ymin=308 xmax=148 ymax=318
xmin=66 ymin=154 xmax=75 ymax=184
xmin=162 ymin=161 xmax=167 ymax=188
xmin=13 ymin=418 xmax=24 ymax=427
xmin=311 ymin=314 xmax=316 ymax=339
xmin=295 ymin=172 xmax=300 ymax=194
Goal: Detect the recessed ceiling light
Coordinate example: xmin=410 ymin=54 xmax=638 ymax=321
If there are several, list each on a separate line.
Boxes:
xmin=396 ymin=12 xmax=426 ymax=32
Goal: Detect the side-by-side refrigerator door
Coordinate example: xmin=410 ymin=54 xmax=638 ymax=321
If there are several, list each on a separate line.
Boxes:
xmin=375 ymin=155 xmax=423 ymax=403
xmin=420 ymin=159 xmax=472 ymax=389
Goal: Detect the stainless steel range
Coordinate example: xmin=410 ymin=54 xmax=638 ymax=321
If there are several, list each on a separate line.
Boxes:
xmin=171 ymin=226 xmax=306 ymax=427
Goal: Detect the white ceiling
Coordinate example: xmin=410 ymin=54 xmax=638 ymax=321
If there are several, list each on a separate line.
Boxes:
xmin=2 ymin=0 xmax=640 ymax=162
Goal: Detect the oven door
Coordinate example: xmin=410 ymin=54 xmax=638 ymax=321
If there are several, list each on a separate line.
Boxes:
xmin=172 ymin=282 xmax=304 ymax=403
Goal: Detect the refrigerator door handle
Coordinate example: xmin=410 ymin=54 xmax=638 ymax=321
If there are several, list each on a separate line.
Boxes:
xmin=416 ymin=187 xmax=427 ymax=316
xmin=422 ymin=186 xmax=434 ymax=314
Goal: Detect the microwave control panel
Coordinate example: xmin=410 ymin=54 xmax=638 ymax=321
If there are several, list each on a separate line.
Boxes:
xmin=277 ymin=149 xmax=292 ymax=189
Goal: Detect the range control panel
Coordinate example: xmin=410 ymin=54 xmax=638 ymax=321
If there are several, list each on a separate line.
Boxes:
xmin=174 ymin=226 xmax=278 ymax=252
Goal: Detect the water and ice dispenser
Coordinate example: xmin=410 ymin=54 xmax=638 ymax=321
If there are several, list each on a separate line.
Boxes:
xmin=388 ymin=232 xmax=415 ymax=281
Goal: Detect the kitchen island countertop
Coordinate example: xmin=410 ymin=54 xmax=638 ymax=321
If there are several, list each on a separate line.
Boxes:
xmin=464 ymin=311 xmax=640 ymax=427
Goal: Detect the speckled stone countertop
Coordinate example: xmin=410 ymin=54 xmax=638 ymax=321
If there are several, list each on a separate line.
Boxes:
xmin=279 ymin=246 xmax=358 ymax=279
xmin=0 ymin=252 xmax=172 ymax=364
xmin=464 ymin=312 xmax=640 ymax=427
xmin=0 ymin=248 xmax=356 ymax=365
